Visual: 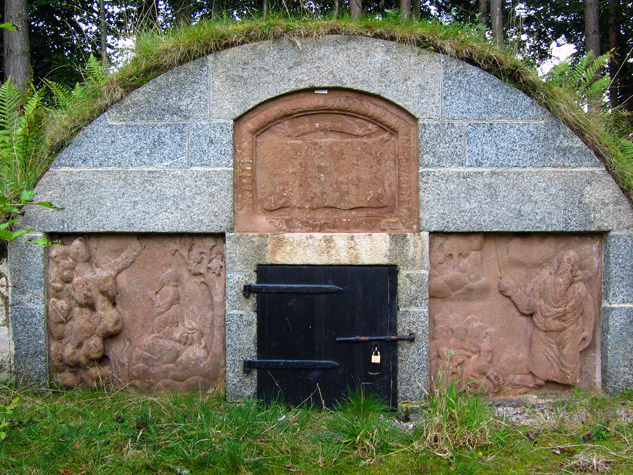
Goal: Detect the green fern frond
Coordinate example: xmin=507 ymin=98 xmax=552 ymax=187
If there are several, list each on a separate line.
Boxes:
xmin=83 ymin=54 xmax=109 ymax=87
xmin=569 ymin=59 xmax=589 ymax=86
xmin=0 ymin=84 xmax=45 ymax=201
xmin=545 ymin=50 xmax=611 ymax=108
xmin=619 ymin=139 xmax=633 ymax=162
xmin=0 ymin=78 xmax=24 ymax=134
xmin=44 ymin=79 xmax=74 ymax=110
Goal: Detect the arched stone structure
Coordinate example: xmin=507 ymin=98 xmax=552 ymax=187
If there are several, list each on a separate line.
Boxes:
xmin=7 ymin=36 xmax=633 ymax=400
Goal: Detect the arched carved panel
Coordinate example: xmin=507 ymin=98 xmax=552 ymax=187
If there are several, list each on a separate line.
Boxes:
xmin=234 ymin=89 xmax=419 ymax=232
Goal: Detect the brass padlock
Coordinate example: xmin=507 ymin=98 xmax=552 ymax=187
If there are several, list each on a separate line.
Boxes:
xmin=371 ymin=348 xmax=381 ymax=364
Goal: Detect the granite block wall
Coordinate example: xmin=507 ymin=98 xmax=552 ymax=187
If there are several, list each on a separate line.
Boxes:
xmin=8 ymin=35 xmax=633 ymax=397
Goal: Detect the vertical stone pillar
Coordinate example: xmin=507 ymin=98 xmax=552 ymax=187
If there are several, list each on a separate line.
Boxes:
xmin=0 ymin=259 xmax=11 ymax=380
xmin=225 ymin=234 xmax=267 ymax=401
xmin=8 ymin=233 xmax=49 ymax=385
xmin=602 ymin=232 xmax=633 ymax=393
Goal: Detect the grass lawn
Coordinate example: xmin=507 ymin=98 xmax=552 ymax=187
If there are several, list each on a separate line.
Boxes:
xmin=1 ymin=384 xmax=632 ymax=474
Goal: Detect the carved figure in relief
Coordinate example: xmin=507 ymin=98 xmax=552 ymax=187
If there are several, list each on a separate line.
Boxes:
xmin=234 ymin=89 xmax=419 ymax=233
xmin=258 ymin=115 xmax=394 ymax=212
xmin=126 ymin=237 xmax=224 ymax=390
xmin=429 ymin=234 xmax=490 ymax=300
xmin=498 ymin=250 xmax=595 ymax=385
xmin=430 ymin=314 xmax=503 ymax=394
xmin=129 ymin=270 xmax=209 ymax=383
xmin=48 ymin=237 xmax=143 ymax=387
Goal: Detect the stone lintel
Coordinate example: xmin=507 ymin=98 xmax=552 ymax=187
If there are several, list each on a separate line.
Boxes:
xmin=226 ymin=233 xmax=428 ymax=272
xmin=420 ymin=168 xmax=633 ymax=232
xmin=21 ymin=169 xmax=233 ymax=233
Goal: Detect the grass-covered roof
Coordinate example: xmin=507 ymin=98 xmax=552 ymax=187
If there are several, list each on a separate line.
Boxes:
xmin=35 ymin=16 xmax=633 ymax=204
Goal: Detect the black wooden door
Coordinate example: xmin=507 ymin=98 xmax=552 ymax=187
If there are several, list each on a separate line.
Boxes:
xmin=255 ymin=265 xmax=398 ymax=408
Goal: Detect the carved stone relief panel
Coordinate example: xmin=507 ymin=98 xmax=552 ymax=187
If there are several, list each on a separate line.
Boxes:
xmin=47 ymin=235 xmax=225 ymax=392
xmin=429 ymin=234 xmax=601 ymax=397
xmin=234 ymin=89 xmax=419 ymax=232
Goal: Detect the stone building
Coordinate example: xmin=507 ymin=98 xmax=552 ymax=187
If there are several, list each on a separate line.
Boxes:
xmin=5 ymin=35 xmax=633 ymax=403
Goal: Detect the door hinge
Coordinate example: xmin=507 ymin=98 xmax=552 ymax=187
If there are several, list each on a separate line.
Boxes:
xmin=243 ymin=283 xmax=344 ymax=298
xmin=336 ymin=332 xmax=415 ymax=343
xmin=243 ymin=359 xmax=340 ymax=373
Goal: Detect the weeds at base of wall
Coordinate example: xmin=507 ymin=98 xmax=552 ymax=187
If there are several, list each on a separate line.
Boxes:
xmin=420 ymin=378 xmax=498 ymax=456
xmin=0 ymin=383 xmax=631 ymax=473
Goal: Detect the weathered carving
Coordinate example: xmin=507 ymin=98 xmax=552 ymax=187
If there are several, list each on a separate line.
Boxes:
xmin=498 ymin=250 xmax=595 ymax=385
xmin=48 ymin=235 xmax=225 ymax=392
xmin=429 ymin=234 xmax=601 ymax=396
xmin=234 ymin=89 xmax=418 ymax=232
xmin=430 ymin=313 xmax=503 ymax=394
xmin=48 ymin=236 xmax=142 ymax=387
xmin=429 ymin=233 xmax=490 ymax=300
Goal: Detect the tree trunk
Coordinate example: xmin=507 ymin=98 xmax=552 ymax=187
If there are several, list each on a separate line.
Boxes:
xmin=608 ymin=0 xmax=620 ymax=108
xmin=100 ymin=0 xmax=107 ymax=64
xmin=400 ymin=0 xmax=410 ymax=20
xmin=490 ymin=0 xmax=503 ymax=48
xmin=584 ymin=0 xmax=600 ymax=58
xmin=334 ymin=0 xmax=339 ymax=19
xmin=263 ymin=0 xmax=268 ymax=16
xmin=412 ymin=0 xmax=420 ymax=19
xmin=3 ymin=0 xmax=30 ymax=89
xmin=350 ymin=0 xmax=361 ymax=20
xmin=479 ymin=0 xmax=488 ymax=27
xmin=584 ymin=0 xmax=601 ymax=109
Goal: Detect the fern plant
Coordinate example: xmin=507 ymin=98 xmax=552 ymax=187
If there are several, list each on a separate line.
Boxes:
xmin=0 ymin=79 xmax=46 ymax=199
xmin=545 ymin=51 xmax=611 ymax=110
xmin=0 ymin=79 xmax=56 ymax=244
xmin=45 ymin=55 xmax=110 ymax=112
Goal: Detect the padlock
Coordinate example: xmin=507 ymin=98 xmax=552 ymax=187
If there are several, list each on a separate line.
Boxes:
xmin=371 ymin=349 xmax=381 ymax=364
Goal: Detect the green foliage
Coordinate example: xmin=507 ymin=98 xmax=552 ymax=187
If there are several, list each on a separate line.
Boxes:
xmin=0 ymin=396 xmax=19 ymax=441
xmin=1 ymin=385 xmax=632 ymax=473
xmin=329 ymin=390 xmax=409 ymax=459
xmin=0 ymin=79 xmax=59 ymax=244
xmin=44 ymin=55 xmax=110 ymax=112
xmin=0 ymin=55 xmax=107 ymax=244
xmin=545 ymin=51 xmax=611 ymax=109
xmin=420 ymin=377 xmax=496 ymax=454
xmin=0 ymin=79 xmax=46 ymax=198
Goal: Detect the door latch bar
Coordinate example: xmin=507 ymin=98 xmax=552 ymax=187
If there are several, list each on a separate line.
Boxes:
xmin=243 ymin=283 xmax=345 ymax=298
xmin=243 ymin=359 xmax=341 ymax=374
xmin=336 ymin=332 xmax=415 ymax=343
